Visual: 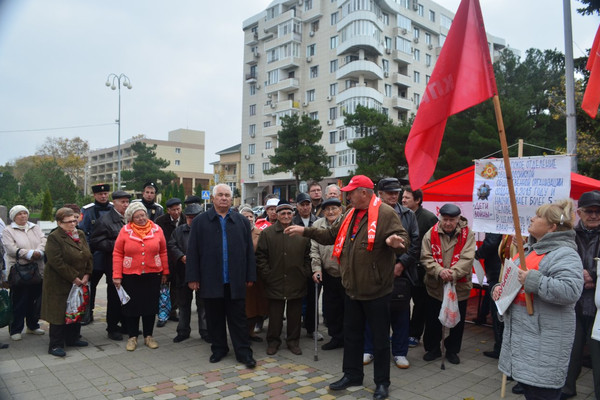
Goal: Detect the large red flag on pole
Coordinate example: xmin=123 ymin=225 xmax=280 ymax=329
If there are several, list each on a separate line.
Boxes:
xmin=582 ymin=25 xmax=600 ymax=119
xmin=405 ymin=0 xmax=497 ymax=189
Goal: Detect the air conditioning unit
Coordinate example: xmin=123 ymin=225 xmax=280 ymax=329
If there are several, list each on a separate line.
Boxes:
xmin=428 ymin=44 xmax=433 ymax=50
xmin=327 ymin=120 xmax=333 ymax=125
xmin=413 ymin=37 xmax=419 ymax=44
xmin=326 ymin=95 xmax=332 ymax=101
xmin=401 ymin=28 xmax=407 ymax=35
xmin=385 ymin=48 xmax=391 ymax=54
xmin=253 ymin=51 xmax=260 ymax=58
xmin=306 ymin=56 xmax=312 ymax=63
xmin=256 ymin=84 xmax=261 ymax=89
xmin=249 ymin=174 xmax=255 ymax=179
xmin=384 ymin=71 xmax=389 ymax=78
xmin=270 ymin=103 xmax=276 ymax=109
xmin=302 ymin=101 xmax=309 ymax=107
xmin=244 ymin=155 xmax=250 ymax=160
xmin=264 ymin=28 xmax=269 ymax=33
xmin=267 ymin=93 xmax=272 ymax=98
xmin=309 ymin=31 xmax=315 ymax=37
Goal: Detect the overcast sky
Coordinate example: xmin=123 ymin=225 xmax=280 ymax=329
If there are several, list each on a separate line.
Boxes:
xmin=0 ymin=0 xmax=597 ymax=172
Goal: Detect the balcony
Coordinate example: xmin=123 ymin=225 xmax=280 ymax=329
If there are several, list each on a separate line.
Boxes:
xmin=337 ymin=85 xmax=384 ymax=105
xmin=392 ymin=96 xmax=413 ymax=111
xmin=392 ymin=72 xmax=412 ymax=87
xmin=265 ymin=78 xmax=299 ymax=94
xmin=263 ymin=125 xmax=280 ymax=138
xmin=245 ymin=73 xmax=258 ymax=83
xmin=392 ymin=50 xmax=413 ymax=66
xmin=336 ymin=59 xmax=383 ymax=81
xmin=263 ymin=8 xmax=296 ymax=33
xmin=337 ymin=35 xmax=384 ymax=57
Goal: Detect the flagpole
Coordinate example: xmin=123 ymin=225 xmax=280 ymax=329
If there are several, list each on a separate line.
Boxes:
xmin=492 ymin=95 xmax=533 ymax=315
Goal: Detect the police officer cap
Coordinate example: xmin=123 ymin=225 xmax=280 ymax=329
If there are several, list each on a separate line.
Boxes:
xmin=296 ymin=192 xmax=311 ymax=204
xmin=321 ymin=197 xmax=342 ymax=208
xmin=165 ymin=198 xmax=182 ymax=208
xmin=143 ymin=182 xmax=158 ymax=192
xmin=578 ymin=190 xmax=600 ymax=208
xmin=112 ymin=190 xmax=131 ymax=200
xmin=377 ymin=177 xmax=402 ymax=192
xmin=92 ymin=183 xmax=110 ymax=193
xmin=183 ymin=203 xmax=202 ymax=216
xmin=439 ymin=203 xmax=461 ymax=217
xmin=184 ymin=195 xmax=202 ymax=204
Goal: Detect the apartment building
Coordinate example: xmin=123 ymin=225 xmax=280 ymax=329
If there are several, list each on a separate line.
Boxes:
xmin=88 ymin=128 xmax=212 ymax=195
xmin=211 ymin=143 xmax=242 ymax=206
xmin=240 ymin=0 xmax=508 ymax=205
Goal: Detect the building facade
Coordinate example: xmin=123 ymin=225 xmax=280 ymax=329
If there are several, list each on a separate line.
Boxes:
xmin=211 ymin=144 xmax=242 ymax=206
xmin=88 ymin=128 xmax=212 ymax=195
xmin=240 ymin=0 xmax=508 ymax=205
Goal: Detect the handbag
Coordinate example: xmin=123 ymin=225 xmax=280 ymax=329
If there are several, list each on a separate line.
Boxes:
xmin=0 ymin=289 xmax=13 ymax=328
xmin=8 ymin=249 xmax=42 ymax=287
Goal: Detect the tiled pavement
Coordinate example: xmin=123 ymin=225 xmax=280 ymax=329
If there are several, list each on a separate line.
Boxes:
xmin=0 ymin=283 xmax=596 ymax=400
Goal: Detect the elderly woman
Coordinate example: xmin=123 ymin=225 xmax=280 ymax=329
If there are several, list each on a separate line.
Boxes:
xmin=493 ymin=200 xmax=584 ymax=400
xmin=2 ymin=205 xmax=46 ymax=341
xmin=41 ymin=207 xmax=93 ymax=357
xmin=239 ymin=205 xmax=269 ymax=342
xmin=113 ymin=202 xmax=169 ymax=351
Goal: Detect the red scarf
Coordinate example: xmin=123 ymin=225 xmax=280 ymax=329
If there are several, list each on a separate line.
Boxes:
xmin=512 ymin=251 xmax=544 ymax=306
xmin=430 ymin=223 xmax=469 ymax=282
xmin=332 ymin=194 xmax=381 ymax=262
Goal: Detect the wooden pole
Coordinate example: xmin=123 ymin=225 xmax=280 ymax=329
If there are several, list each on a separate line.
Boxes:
xmin=500 ymin=374 xmax=507 ymax=398
xmin=492 ymin=95 xmax=533 ymax=315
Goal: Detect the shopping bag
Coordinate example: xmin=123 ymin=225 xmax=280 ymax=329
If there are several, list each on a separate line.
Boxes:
xmin=157 ymin=284 xmax=171 ymax=323
xmin=438 ymin=282 xmax=460 ymax=328
xmin=116 ymin=286 xmax=130 ymax=305
xmin=0 ymin=289 xmax=13 ymax=328
xmin=65 ymin=284 xmax=90 ymax=324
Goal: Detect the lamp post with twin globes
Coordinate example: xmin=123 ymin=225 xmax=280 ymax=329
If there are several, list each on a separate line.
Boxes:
xmin=105 ymin=73 xmax=132 ymax=189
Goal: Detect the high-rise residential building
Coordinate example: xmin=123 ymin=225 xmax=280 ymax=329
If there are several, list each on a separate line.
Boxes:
xmin=240 ymin=0 xmax=508 ymax=206
xmin=88 ymin=128 xmax=211 ymax=195
xmin=211 ymin=143 xmax=242 ymax=206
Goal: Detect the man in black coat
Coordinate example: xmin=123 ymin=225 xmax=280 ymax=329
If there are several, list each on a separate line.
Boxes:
xmin=89 ymin=190 xmax=131 ymax=341
xmin=186 ymin=184 xmax=257 ymax=369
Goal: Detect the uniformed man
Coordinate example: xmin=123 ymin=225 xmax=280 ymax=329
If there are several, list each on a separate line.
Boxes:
xmin=132 ymin=182 xmax=163 ymax=221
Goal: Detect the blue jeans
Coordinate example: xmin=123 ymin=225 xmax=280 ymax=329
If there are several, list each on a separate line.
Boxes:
xmin=10 ymin=283 xmax=42 ymax=335
xmin=364 ymin=300 xmax=409 ymax=357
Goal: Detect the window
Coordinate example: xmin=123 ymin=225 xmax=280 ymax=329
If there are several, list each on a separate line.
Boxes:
xmin=385 ymin=36 xmax=392 ymax=50
xmin=330 ymin=59 xmax=338 ymax=73
xmin=267 ymin=69 xmax=279 ymax=85
xmin=330 ymin=36 xmax=338 ymax=49
xmin=426 ymin=74 xmax=430 ymax=84
xmin=413 ymin=49 xmax=420 ymax=61
xmin=329 ymin=131 xmax=337 ymax=144
xmin=414 ymin=71 xmax=420 ymax=83
xmin=345 ymin=79 xmax=358 ymax=89
xmin=249 ymin=124 xmax=256 ymax=136
xmin=385 ymin=84 xmax=392 ymax=97
xmin=329 ymin=83 xmax=338 ymax=96
xmin=265 ymin=141 xmax=272 ymax=149
xmin=429 ymin=10 xmax=435 ymax=22
xmin=174 ymin=160 xmax=180 ymax=166
xmin=397 ymin=37 xmax=411 ymax=53
xmin=397 ymin=14 xmax=411 ymax=30
xmin=425 ymin=53 xmax=432 ymax=67
xmin=418 ymin=4 xmax=424 ymax=16
xmin=414 ymin=27 xmax=420 ymax=39
xmin=328 ymin=155 xmax=336 ymax=168
xmin=310 ymin=65 xmax=319 ymax=78
xmin=307 ymin=44 xmax=316 ymax=57
xmin=309 ymin=111 xmax=318 ymax=120
xmin=248 ymin=164 xmax=255 ymax=175
xmin=382 ymin=13 xmax=389 ymax=25
xmin=382 ymin=59 xmax=389 ymax=72
xmin=329 ymin=107 xmax=337 ymax=120
xmin=249 ymin=84 xmax=256 ymax=96
xmin=311 ymin=20 xmax=319 ymax=32
xmin=425 ymin=32 xmax=432 ymax=45
xmin=382 ymin=107 xmax=388 ymax=116
xmin=414 ymin=93 xmax=421 ymax=108
xmin=249 ymin=104 xmax=256 ymax=116
xmin=248 ymin=143 xmax=255 ymax=155
xmin=262 ymin=162 xmax=270 ymax=171
xmin=264 ymin=121 xmax=271 ymax=127
xmin=441 ymin=14 xmax=452 ymax=29
xmin=175 ymin=148 xmax=181 ymax=154
xmin=305 ymin=89 xmax=315 ymax=102
xmin=331 ymin=12 xmax=339 ymax=25
xmin=305 ymin=0 xmax=312 ymax=11
xmin=440 ymin=34 xmax=446 ymax=47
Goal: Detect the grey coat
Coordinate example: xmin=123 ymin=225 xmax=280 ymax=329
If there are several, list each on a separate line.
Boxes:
xmin=498 ymin=230 xmax=584 ymax=389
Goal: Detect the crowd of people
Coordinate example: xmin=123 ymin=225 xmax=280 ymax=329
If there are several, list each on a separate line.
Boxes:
xmin=1 ymin=177 xmax=599 ymax=400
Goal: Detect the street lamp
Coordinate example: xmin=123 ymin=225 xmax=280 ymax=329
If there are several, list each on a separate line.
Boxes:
xmin=105 ymin=73 xmax=132 ymax=189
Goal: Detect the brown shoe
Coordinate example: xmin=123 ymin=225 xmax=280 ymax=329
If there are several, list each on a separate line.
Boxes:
xmin=126 ymin=337 xmax=137 ymax=351
xmin=144 ymin=336 xmax=159 ymax=349
xmin=288 ymin=345 xmax=302 ymax=355
xmin=266 ymin=345 xmax=278 ymax=355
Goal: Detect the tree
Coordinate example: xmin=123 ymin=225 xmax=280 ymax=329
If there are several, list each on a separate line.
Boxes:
xmin=344 ymin=105 xmax=411 ymax=181
xmin=266 ymin=114 xmax=330 ymax=194
xmin=36 ymin=137 xmax=89 ymax=191
xmin=21 ymin=159 xmax=78 ymax=206
xmin=0 ymin=168 xmax=20 ymax=207
xmin=577 ymin=0 xmax=600 ymax=15
xmin=120 ymin=142 xmax=177 ymax=192
xmin=40 ymin=189 xmax=53 ymax=220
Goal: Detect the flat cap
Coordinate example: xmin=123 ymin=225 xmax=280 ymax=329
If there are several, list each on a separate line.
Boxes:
xmin=92 ymin=183 xmax=110 ymax=193
xmin=377 ymin=177 xmax=402 ymax=192
xmin=321 ymin=197 xmax=341 ymax=208
xmin=439 ymin=203 xmax=461 ymax=217
xmin=184 ymin=195 xmax=202 ymax=204
xmin=183 ymin=203 xmax=202 ymax=216
xmin=296 ymin=192 xmax=311 ymax=204
xmin=276 ymin=200 xmax=294 ymax=212
xmin=165 ymin=198 xmax=182 ymax=208
xmin=112 ymin=190 xmax=131 ymax=200
xmin=578 ymin=190 xmax=600 ymax=208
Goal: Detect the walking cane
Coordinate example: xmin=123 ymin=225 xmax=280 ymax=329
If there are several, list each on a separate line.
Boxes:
xmin=314 ymin=278 xmax=320 ymax=361
xmin=440 ymin=326 xmax=447 ymax=370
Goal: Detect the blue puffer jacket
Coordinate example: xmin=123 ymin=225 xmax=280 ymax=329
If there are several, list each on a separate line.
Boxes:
xmin=498 ymin=230 xmax=584 ymax=388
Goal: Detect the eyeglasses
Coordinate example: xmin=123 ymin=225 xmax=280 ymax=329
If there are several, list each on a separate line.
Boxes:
xmin=582 ymin=209 xmax=600 ymax=216
xmin=61 ymin=220 xmax=78 ymax=224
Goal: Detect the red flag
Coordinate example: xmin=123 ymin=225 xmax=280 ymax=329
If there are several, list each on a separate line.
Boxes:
xmin=582 ymin=25 xmax=600 ymax=118
xmin=405 ymin=0 xmax=497 ymax=189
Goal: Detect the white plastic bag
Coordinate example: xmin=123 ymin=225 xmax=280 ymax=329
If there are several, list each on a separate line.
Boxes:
xmin=438 ymin=282 xmax=460 ymax=328
xmin=116 ymin=286 xmax=130 ymax=305
xmin=65 ymin=284 xmax=84 ymax=324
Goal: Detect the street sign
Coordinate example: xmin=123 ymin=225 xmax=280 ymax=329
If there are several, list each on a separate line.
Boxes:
xmin=201 ymin=190 xmax=210 ymax=200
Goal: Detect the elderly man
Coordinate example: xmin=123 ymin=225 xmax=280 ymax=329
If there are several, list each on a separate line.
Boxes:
xmin=168 ymin=203 xmax=209 ymax=343
xmin=402 ymin=186 xmax=439 ymax=348
xmin=133 ymin=182 xmax=163 ymax=221
xmin=562 ymin=191 xmax=600 ymax=399
xmin=421 ymin=203 xmax=475 ymax=365
xmin=186 ymin=184 xmax=256 ymax=369
xmin=257 ymin=200 xmax=311 ymax=356
xmin=285 ymin=175 xmax=408 ymax=400
xmin=325 ymin=184 xmax=342 ymax=200
xmin=81 ymin=183 xmax=112 ymax=325
xmin=155 ymin=197 xmax=186 ymax=327
xmin=89 ymin=190 xmax=131 ymax=340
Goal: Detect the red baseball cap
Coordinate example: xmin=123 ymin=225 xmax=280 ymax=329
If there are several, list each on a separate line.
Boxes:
xmin=341 ymin=175 xmax=374 ymax=192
